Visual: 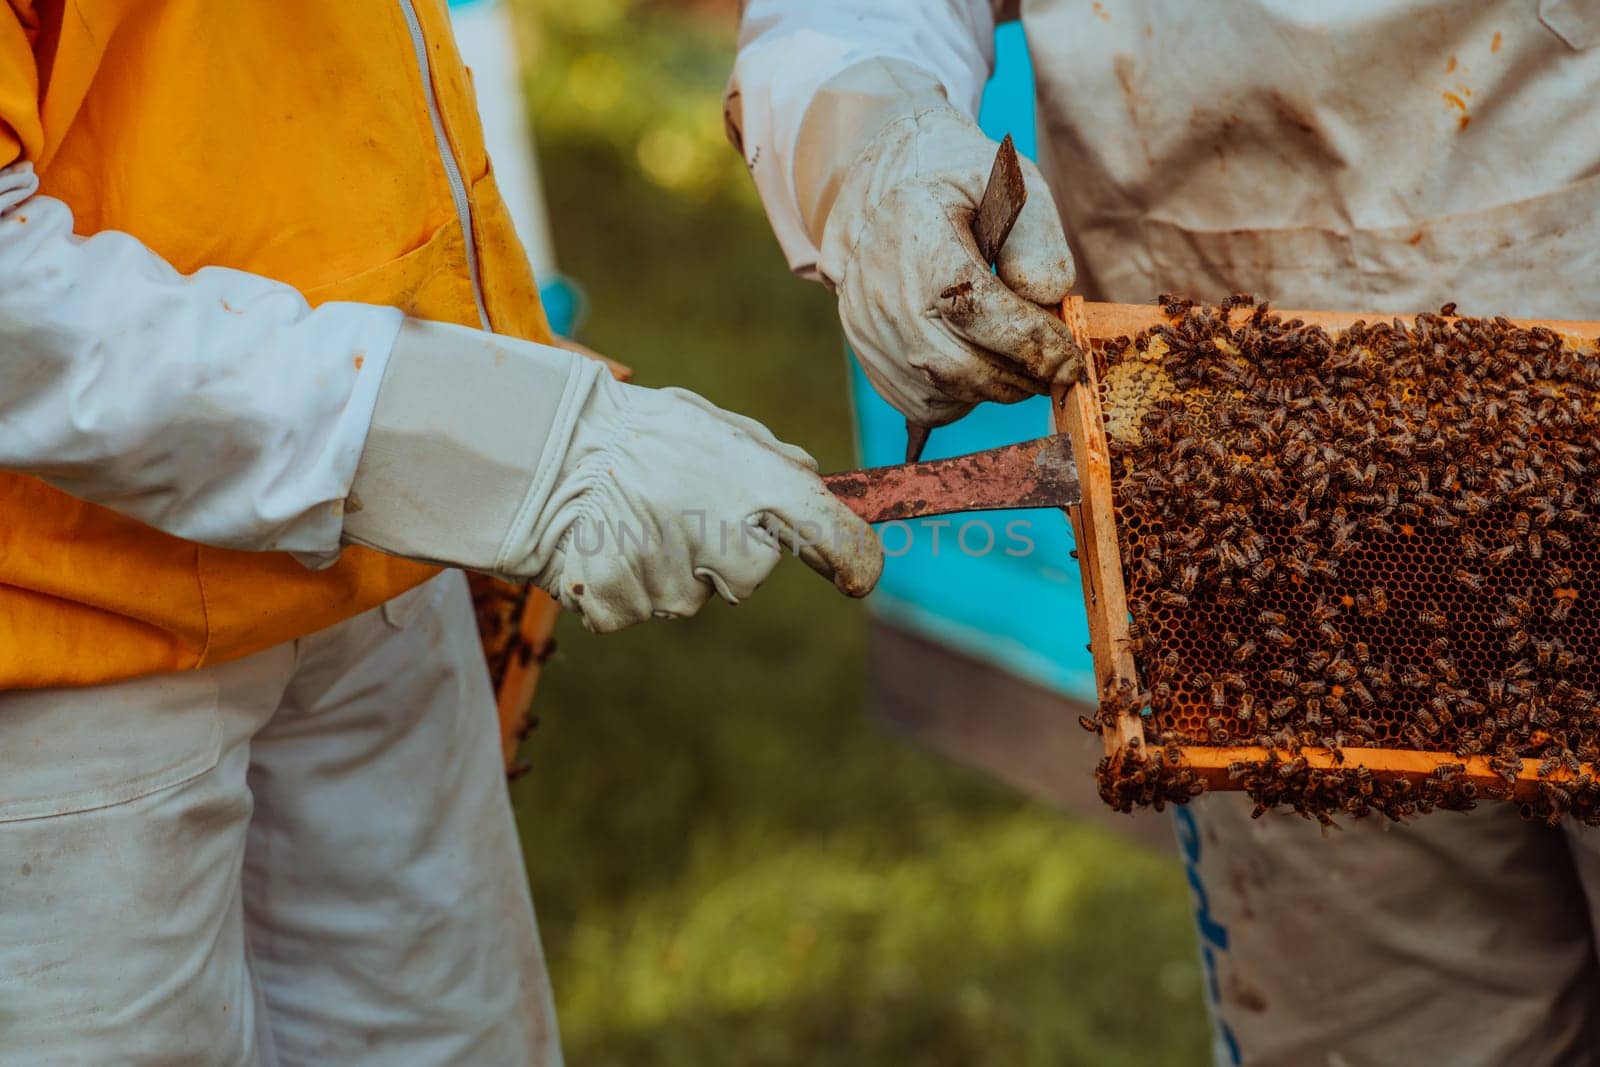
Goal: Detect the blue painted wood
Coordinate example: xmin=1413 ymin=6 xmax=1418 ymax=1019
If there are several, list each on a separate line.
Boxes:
xmin=846 ymin=21 xmax=1094 ymax=700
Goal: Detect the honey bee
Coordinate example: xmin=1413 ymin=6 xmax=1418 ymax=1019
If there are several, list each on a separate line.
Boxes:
xmin=1176 ymin=563 xmax=1199 ymax=593
xmin=1282 ymin=551 xmax=1313 ymax=579
xmin=1363 ymin=514 xmax=1398 ymax=536
xmin=1263 ymin=626 xmax=1296 ymax=650
xmin=1363 ymin=662 xmax=1395 ymax=690
xmin=1489 ymin=754 xmax=1521 ymax=784
xmin=1543 ymin=786 xmax=1572 ymax=816
xmin=1487 ymin=543 xmax=1519 ymax=566
xmin=1279 ymin=755 xmax=1310 ymax=778
xmin=1400 ymin=665 xmax=1432 ymax=689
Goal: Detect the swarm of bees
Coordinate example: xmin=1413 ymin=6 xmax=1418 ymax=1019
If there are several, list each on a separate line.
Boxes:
xmin=1087 ymin=295 xmax=1600 ymax=824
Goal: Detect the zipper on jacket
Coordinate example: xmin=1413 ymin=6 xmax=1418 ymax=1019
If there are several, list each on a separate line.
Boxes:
xmin=398 ymin=0 xmax=492 ymax=330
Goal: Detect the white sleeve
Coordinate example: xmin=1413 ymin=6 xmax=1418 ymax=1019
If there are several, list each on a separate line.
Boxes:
xmin=0 ymin=161 xmax=404 ymax=558
xmin=727 ymin=0 xmax=998 ymax=275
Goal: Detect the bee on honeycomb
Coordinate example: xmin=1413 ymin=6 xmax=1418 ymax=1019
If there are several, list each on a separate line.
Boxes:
xmin=1087 ymin=296 xmax=1600 ymax=824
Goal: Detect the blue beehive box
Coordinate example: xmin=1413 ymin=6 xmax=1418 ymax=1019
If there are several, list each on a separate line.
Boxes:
xmin=847 ymin=23 xmax=1094 ymax=702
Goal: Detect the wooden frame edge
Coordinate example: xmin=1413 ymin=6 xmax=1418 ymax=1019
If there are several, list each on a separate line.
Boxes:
xmin=1181 ymin=745 xmax=1596 ymax=800
xmin=1080 ymin=301 xmax=1600 ymax=343
xmin=1056 ymin=296 xmax=1144 ymax=758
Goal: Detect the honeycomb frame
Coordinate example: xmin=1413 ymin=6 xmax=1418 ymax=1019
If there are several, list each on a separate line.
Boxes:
xmin=1056 ymin=297 xmax=1600 ymax=817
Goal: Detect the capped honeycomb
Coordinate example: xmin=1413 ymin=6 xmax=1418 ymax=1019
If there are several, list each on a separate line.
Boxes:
xmin=1087 ymin=296 xmax=1600 ymax=823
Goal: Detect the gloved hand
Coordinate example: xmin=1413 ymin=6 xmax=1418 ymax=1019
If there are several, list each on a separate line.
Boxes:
xmin=342 ymin=319 xmax=882 ymax=633
xmin=794 ymin=58 xmax=1084 ymax=428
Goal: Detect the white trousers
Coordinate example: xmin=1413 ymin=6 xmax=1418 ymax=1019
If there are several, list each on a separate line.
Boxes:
xmin=1187 ymin=797 xmax=1600 ymax=1065
xmin=0 ymin=571 xmax=560 ymax=1065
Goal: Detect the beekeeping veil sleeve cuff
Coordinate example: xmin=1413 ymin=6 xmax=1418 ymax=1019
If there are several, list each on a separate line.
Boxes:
xmin=725 ymin=0 xmax=997 ymax=277
xmin=339 ymin=318 xmax=603 ymax=578
xmin=343 ymin=319 xmax=885 ymax=630
xmin=790 ymin=59 xmax=961 ymax=269
xmin=0 ymin=161 xmax=403 ymax=558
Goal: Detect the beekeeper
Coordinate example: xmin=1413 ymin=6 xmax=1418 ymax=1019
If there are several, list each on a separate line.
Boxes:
xmin=727 ymin=2 xmax=1600 ymax=1062
xmin=0 ymin=5 xmax=881 ymax=1064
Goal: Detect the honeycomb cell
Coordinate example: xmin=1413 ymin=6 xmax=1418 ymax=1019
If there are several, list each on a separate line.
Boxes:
xmin=1093 ymin=297 xmax=1600 ymax=823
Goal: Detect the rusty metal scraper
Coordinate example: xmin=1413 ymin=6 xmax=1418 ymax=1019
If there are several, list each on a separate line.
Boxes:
xmin=824 ymin=434 xmax=1079 ymax=524
xmin=903 ymin=132 xmax=1030 ymax=463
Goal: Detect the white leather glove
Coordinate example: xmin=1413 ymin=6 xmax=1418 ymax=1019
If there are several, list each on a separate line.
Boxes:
xmin=796 ymin=58 xmax=1083 ymax=428
xmin=343 ymin=320 xmax=883 ymax=633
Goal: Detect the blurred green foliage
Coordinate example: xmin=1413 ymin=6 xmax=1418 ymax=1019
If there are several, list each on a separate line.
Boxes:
xmin=508 ymin=2 xmax=1212 ymax=1062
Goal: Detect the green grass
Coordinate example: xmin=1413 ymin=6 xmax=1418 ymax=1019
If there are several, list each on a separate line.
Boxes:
xmin=508 ymin=4 xmax=1212 ymax=1062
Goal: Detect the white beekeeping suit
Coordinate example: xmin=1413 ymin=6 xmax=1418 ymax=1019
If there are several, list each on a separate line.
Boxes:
xmin=727 ymin=2 xmax=1600 ymax=1062
xmin=0 ymin=2 xmax=884 ymax=1060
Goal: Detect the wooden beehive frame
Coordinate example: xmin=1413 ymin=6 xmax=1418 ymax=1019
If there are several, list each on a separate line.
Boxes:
xmin=1054 ymin=296 xmax=1600 ymax=800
